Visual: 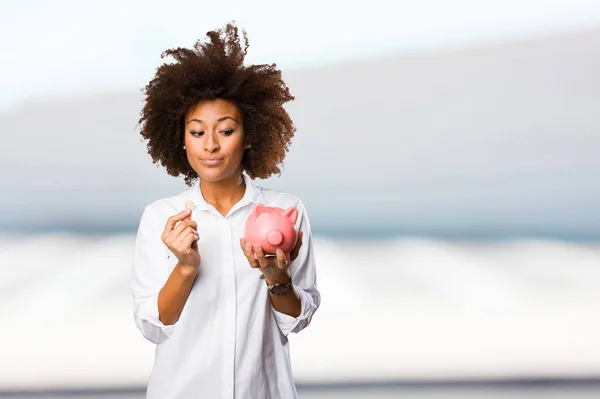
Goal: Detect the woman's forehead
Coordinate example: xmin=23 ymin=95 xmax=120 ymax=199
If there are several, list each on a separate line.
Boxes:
xmin=186 ymin=99 xmax=241 ymax=123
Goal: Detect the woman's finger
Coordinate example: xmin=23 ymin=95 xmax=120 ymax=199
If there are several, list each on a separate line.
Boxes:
xmin=171 ymin=218 xmax=197 ymax=239
xmin=240 ymin=239 xmax=251 ymax=257
xmin=165 ymin=224 xmax=194 ymax=248
xmin=173 ymin=226 xmax=198 ymax=244
xmin=289 ymin=230 xmax=303 ymax=261
xmin=244 ymin=242 xmax=260 ymax=268
xmin=253 ymin=245 xmax=270 ymax=268
xmin=162 ymin=209 xmax=191 ymax=237
xmin=180 ymin=231 xmax=199 ymax=254
xmin=163 ymin=218 xmax=195 ymax=248
xmin=276 ymin=249 xmax=288 ymax=269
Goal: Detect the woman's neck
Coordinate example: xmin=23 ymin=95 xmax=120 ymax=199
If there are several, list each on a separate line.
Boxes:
xmin=198 ymin=171 xmax=246 ymax=215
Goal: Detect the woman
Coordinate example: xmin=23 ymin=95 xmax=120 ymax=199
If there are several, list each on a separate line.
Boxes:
xmin=131 ymin=22 xmax=320 ymax=399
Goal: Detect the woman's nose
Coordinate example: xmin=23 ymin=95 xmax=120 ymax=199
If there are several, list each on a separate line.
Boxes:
xmin=204 ymin=132 xmax=219 ymax=152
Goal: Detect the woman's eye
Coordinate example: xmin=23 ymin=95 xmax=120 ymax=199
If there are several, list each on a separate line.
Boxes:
xmin=190 ymin=131 xmax=204 ymax=136
xmin=221 ymin=129 xmax=234 ymax=136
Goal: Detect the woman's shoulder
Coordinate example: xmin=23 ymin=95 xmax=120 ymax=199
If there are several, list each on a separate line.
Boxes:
xmin=253 ymin=183 xmax=307 ymax=210
xmin=251 ymin=183 xmax=315 ymax=225
xmin=252 ymin=184 xmax=315 ymax=231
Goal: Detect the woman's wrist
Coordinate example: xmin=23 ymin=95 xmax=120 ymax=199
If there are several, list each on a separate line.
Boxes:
xmin=175 ymin=262 xmax=199 ymax=278
xmin=264 ymin=270 xmax=291 ymax=286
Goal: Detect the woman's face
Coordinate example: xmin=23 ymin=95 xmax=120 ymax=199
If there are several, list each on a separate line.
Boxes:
xmin=184 ymin=99 xmax=246 ymax=183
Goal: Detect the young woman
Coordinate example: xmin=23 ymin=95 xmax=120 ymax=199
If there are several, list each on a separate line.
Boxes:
xmin=130 ymin=23 xmax=320 ymax=399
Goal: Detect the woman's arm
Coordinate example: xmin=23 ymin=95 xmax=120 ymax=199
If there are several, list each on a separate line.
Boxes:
xmin=132 ymin=206 xmax=200 ymax=344
xmin=158 ymin=208 xmax=201 ymax=325
xmin=240 ymin=200 xmax=320 ymax=335
xmin=158 ymin=263 xmax=198 ymax=325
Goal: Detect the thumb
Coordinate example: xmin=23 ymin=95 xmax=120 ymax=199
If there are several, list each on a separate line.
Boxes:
xmin=185 ymin=200 xmax=194 ymax=212
xmin=182 ymin=200 xmax=194 ymax=220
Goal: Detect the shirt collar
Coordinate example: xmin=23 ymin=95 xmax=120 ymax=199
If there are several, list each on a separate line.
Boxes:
xmin=183 ymin=173 xmax=264 ymax=212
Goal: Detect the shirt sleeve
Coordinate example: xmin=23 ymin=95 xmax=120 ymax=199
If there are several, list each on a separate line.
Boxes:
xmin=131 ymin=204 xmax=178 ymax=345
xmin=271 ymin=199 xmax=321 ymax=337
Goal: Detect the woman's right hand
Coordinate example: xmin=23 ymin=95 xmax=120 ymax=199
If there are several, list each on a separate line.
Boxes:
xmin=161 ymin=209 xmax=201 ymax=271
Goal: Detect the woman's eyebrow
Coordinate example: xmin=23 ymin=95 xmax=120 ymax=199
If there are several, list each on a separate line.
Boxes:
xmin=187 ymin=116 xmax=238 ymax=125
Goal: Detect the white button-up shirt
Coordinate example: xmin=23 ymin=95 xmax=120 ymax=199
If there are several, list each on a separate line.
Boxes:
xmin=131 ymin=174 xmax=320 ymax=399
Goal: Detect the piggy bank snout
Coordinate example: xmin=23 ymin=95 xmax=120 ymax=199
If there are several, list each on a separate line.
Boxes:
xmin=267 ymin=230 xmax=284 ymax=246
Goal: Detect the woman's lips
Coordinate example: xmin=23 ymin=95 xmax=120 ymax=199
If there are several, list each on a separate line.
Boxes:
xmin=200 ymin=157 xmax=224 ymax=166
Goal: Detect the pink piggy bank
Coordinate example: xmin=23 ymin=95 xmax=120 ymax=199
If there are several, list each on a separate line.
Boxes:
xmin=244 ymin=204 xmax=299 ymax=260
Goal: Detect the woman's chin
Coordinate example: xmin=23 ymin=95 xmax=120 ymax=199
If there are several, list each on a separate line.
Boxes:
xmin=196 ymin=167 xmax=236 ymax=183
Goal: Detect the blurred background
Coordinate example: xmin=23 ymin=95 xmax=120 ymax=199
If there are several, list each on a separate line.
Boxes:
xmin=1 ymin=0 xmax=600 ymax=398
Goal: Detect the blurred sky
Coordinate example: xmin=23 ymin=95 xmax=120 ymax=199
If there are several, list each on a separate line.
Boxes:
xmin=2 ymin=0 xmax=600 ymax=111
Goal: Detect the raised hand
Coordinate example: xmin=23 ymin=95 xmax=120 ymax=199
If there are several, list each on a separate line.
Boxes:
xmin=161 ymin=206 xmax=200 ymax=271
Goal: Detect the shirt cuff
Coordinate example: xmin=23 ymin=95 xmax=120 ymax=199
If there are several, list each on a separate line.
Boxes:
xmin=137 ymin=292 xmax=178 ymax=344
xmin=271 ymin=286 xmax=316 ymax=337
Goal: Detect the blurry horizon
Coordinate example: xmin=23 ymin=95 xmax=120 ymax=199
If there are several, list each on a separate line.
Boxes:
xmin=2 ymin=25 xmax=600 ymax=239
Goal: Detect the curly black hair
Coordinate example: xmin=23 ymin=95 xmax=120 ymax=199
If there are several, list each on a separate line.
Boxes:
xmin=137 ymin=22 xmax=296 ymax=186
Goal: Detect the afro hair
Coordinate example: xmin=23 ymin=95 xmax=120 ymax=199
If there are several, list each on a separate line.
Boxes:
xmin=138 ymin=22 xmax=296 ymax=186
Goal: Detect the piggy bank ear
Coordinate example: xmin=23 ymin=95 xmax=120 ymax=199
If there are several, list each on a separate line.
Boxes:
xmin=283 ymin=206 xmax=298 ymax=224
xmin=253 ymin=203 xmax=269 ymax=218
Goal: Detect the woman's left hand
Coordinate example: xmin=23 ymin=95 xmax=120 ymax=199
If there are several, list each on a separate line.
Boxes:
xmin=240 ymin=231 xmax=303 ymax=283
